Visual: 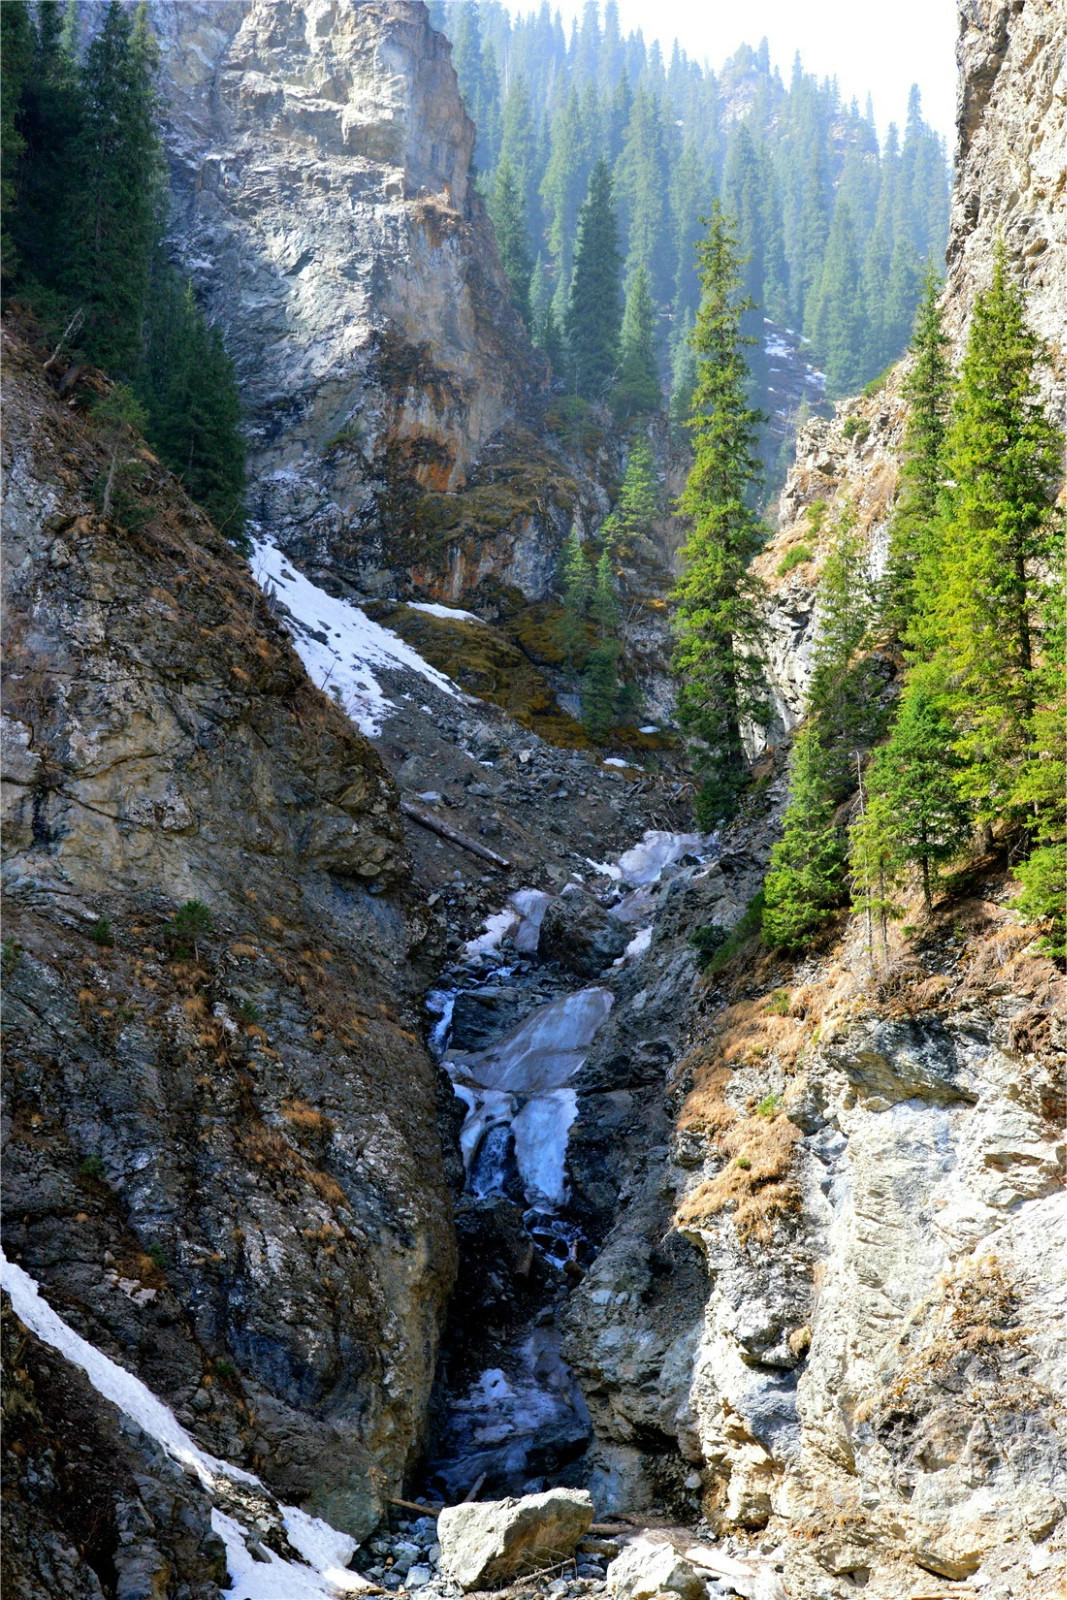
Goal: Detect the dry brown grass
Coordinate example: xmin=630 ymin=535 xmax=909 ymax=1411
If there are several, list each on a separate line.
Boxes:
xmin=675 ymin=1111 xmax=801 ymax=1243
xmin=281 ymin=1098 xmax=334 ymax=1135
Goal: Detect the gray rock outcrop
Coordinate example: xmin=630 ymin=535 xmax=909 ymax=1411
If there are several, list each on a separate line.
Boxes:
xmin=0 ymin=328 xmax=455 ymax=1541
xmin=437 ymin=1488 xmax=594 ymax=1590
xmin=538 ymin=886 xmax=632 ymax=978
xmin=606 ymin=1536 xmax=707 ymax=1600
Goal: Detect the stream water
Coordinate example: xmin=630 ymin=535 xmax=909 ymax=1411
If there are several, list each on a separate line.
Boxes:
xmin=421 ymin=829 xmax=714 ymax=1504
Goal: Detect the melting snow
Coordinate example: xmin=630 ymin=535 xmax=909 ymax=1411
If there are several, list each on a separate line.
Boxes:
xmin=602 ymin=756 xmax=629 ymax=768
xmin=615 ymin=829 xmax=708 ymax=886
xmin=407 ymin=601 xmax=482 ymax=624
xmin=462 ymin=908 xmax=520 ymax=960
xmin=0 ymin=1251 xmax=368 ymax=1600
xmin=624 ymin=926 xmax=653 ymax=960
xmin=252 ymin=539 xmax=461 ymax=737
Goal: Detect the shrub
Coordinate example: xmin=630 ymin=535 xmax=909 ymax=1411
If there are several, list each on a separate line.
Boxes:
xmin=841 ymin=416 xmax=870 ymax=445
xmin=79 ymin=1154 xmax=104 ymax=1179
xmin=766 ymin=990 xmax=791 ymax=1015
xmin=92 ymin=916 xmax=113 ymax=946
xmin=756 ymin=1092 xmax=782 ymax=1117
xmin=704 ymin=893 xmax=765 ymax=976
xmin=777 ymin=543 xmax=813 ymax=576
xmin=168 ymin=899 xmax=212 ymax=958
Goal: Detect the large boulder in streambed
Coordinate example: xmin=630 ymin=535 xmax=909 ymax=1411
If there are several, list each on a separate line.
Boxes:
xmin=437 ymin=1488 xmax=594 ymax=1589
xmin=538 ymin=886 xmax=630 ymax=977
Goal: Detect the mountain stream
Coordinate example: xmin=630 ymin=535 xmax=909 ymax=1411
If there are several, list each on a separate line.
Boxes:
xmin=421 ymin=829 xmax=714 ymax=1504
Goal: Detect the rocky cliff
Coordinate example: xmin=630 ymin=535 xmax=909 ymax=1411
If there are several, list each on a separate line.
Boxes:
xmin=556 ymin=5 xmax=1067 ymax=1597
xmin=1 ymin=326 xmax=456 ymax=1558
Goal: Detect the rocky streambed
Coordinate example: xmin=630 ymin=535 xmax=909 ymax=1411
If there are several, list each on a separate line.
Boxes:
xmin=413 ymin=829 xmax=717 ymax=1506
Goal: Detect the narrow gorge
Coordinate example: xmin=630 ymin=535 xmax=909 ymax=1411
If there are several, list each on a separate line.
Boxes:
xmin=1 ymin=4 xmax=1064 ymax=1600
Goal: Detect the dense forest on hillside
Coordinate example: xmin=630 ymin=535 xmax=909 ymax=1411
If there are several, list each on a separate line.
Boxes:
xmin=0 ymin=0 xmax=246 ymax=542
xmin=429 ymin=0 xmax=950 ymax=475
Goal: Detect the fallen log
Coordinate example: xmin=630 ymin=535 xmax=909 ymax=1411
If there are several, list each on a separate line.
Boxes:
xmin=386 ymin=1495 xmax=444 ymax=1517
xmin=399 ymin=798 xmax=512 ymax=871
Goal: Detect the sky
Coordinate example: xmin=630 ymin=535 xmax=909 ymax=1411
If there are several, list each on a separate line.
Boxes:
xmin=506 ymin=0 xmax=958 ymax=146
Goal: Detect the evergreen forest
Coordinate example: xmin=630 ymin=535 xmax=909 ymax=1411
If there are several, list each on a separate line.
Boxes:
xmin=429 ymin=0 xmax=951 ymax=477
xmin=1 ymin=0 xmax=247 ymax=543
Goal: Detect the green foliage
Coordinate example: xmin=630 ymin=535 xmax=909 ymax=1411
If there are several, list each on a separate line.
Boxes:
xmin=237 ymin=999 xmax=261 ymax=1024
xmin=671 ymin=204 xmax=769 ymax=823
xmin=602 ymin=437 xmax=658 ymax=552
xmin=700 ymin=892 xmax=766 ymax=976
xmin=763 ymin=724 xmax=848 ymax=950
xmin=841 ymin=416 xmax=870 ymax=445
xmin=765 ymin=505 xmax=886 ymax=950
xmin=214 ymin=1357 xmax=237 ymax=1379
xmin=766 ymin=990 xmax=791 ymax=1015
xmin=168 ymin=899 xmax=213 ymax=958
xmin=566 ymin=157 xmax=623 ymax=399
xmin=925 ymin=247 xmax=1063 ymax=829
xmin=735 ymin=1155 xmax=752 ymax=1170
xmin=146 ymin=1242 xmax=166 ymax=1269
xmin=138 ymin=265 xmax=247 ymax=545
xmin=66 ymin=1 xmax=165 ymax=372
xmin=79 ymin=1154 xmax=104 ymax=1179
xmin=582 ymin=550 xmax=627 ymax=738
xmin=614 ymin=265 xmax=661 ymax=416
xmin=91 ymin=916 xmax=114 ymax=947
xmin=882 ymin=268 xmax=951 ymax=632
xmin=755 ymin=1093 xmax=781 ymax=1116
xmin=2 ymin=936 xmax=22 ymax=974
xmin=777 ymin=543 xmax=813 ymax=575
xmin=5 ymin=3 xmax=247 ymax=544
xmin=0 ymin=0 xmax=34 ymax=279
xmin=556 ymin=528 xmax=593 ymax=667
xmin=489 ymin=159 xmax=532 ymax=325
xmin=850 ymin=672 xmax=973 ymax=914
xmin=92 ymin=383 xmax=149 ymax=526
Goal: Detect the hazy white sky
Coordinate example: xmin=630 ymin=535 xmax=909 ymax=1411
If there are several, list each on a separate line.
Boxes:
xmin=517 ymin=0 xmax=958 ymax=146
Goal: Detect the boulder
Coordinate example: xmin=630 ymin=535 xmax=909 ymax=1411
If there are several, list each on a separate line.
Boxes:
xmin=606 ymin=1537 xmax=708 ymax=1600
xmin=437 ymin=1488 xmax=594 ymax=1590
xmin=538 ymin=887 xmax=630 ymax=977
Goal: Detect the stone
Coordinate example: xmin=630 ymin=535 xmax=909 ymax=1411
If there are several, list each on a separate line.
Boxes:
xmin=606 ymin=1537 xmax=708 ymax=1600
xmin=537 ymin=887 xmax=630 ymax=977
xmin=436 ymin=1489 xmax=594 ymax=1591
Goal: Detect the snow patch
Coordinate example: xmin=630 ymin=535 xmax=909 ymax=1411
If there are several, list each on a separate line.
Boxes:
xmin=0 ymin=1252 xmax=367 ymax=1600
xmin=407 ymin=601 xmax=482 ymax=624
xmin=252 ymin=539 xmax=461 ymax=737
xmin=624 ymin=926 xmax=653 ymax=960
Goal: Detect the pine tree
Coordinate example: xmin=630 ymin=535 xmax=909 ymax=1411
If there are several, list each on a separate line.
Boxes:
xmin=541 ymin=86 xmax=592 ymax=279
xmin=613 ymin=84 xmax=672 ymax=299
xmin=557 ymin=529 xmax=593 ymax=667
xmin=7 ymin=2 xmax=85 ymax=311
xmin=927 ymin=245 xmax=1063 ymax=827
xmin=0 ymin=1 xmax=34 ymax=279
xmin=139 ymin=268 xmax=247 ymax=544
xmin=762 ymin=724 xmax=848 ymax=950
xmin=566 ymin=157 xmax=622 ymax=399
xmin=882 ymin=267 xmax=951 ymax=631
xmin=671 ymin=203 xmax=769 ymax=823
xmin=67 ymin=0 xmax=165 ymax=372
xmin=604 ymin=436 xmax=658 ymax=552
xmin=614 ymin=265 xmax=660 ymax=415
xmin=1009 ymin=541 xmax=1065 ymax=954
xmin=489 ymin=159 xmax=532 ymax=324
xmin=763 ymin=506 xmax=884 ymax=949
xmin=583 ymin=549 xmax=622 ymax=737
xmin=850 ymin=672 xmax=972 ymax=911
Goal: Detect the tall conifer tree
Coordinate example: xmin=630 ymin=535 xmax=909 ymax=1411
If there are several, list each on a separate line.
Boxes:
xmin=565 ymin=157 xmax=622 ymax=399
xmin=671 ymin=203 xmax=768 ymax=822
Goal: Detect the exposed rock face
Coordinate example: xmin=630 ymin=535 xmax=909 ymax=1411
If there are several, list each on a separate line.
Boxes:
xmin=149 ymin=0 xmax=548 ymax=597
xmin=949 ymin=0 xmax=1066 ymax=376
xmin=437 ymin=1488 xmax=594 ymax=1590
xmin=0 ymin=328 xmax=455 ymax=1539
xmin=1 ymin=1296 xmax=225 ymax=1600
